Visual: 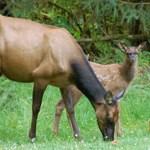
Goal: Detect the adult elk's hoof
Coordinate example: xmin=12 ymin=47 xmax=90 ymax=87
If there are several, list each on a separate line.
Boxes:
xmin=74 ymin=133 xmax=82 ymax=140
xmin=30 ymin=137 xmax=36 ymax=143
xmin=29 ymin=130 xmax=36 ymax=143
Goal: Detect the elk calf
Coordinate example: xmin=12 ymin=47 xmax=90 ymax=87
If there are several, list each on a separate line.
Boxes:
xmin=53 ymin=43 xmax=145 ymax=138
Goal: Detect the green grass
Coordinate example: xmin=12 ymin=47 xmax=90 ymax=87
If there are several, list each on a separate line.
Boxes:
xmin=0 ymin=53 xmax=149 ymax=149
xmin=0 ymin=77 xmax=149 ymax=150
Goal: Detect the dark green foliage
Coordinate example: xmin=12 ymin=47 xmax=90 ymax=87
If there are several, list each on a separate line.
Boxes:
xmin=0 ymin=2 xmax=149 ymax=147
xmin=0 ymin=0 xmax=149 ymax=59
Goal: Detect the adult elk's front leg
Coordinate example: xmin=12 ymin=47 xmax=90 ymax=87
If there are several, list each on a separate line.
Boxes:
xmin=29 ymin=79 xmax=48 ymax=142
xmin=60 ymin=88 xmax=80 ymax=138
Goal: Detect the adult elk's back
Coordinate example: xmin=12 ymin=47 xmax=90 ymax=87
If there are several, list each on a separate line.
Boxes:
xmin=0 ymin=15 xmax=123 ymax=141
xmin=53 ymin=43 xmax=145 ymax=139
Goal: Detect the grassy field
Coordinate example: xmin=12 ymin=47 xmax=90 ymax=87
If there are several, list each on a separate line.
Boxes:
xmin=0 ymin=52 xmax=149 ymax=149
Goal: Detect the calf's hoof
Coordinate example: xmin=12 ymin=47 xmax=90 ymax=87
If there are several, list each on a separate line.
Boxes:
xmin=52 ymin=127 xmax=59 ymax=135
xmin=117 ymin=130 xmax=122 ymax=137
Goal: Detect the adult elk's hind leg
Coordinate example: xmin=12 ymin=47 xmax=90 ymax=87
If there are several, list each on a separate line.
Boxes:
xmin=29 ymin=79 xmax=48 ymax=142
xmin=52 ymin=87 xmax=82 ymax=135
xmin=60 ymin=87 xmax=80 ymax=138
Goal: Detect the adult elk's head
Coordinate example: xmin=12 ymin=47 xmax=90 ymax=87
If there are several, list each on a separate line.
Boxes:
xmin=94 ymin=90 xmax=125 ymax=141
xmin=117 ymin=42 xmax=146 ymax=63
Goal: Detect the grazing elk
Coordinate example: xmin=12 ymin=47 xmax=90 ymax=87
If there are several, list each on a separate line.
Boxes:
xmin=0 ymin=15 xmax=123 ymax=141
xmin=53 ymin=43 xmax=145 ymax=140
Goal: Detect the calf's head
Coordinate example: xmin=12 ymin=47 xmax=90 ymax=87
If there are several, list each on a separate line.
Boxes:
xmin=94 ymin=90 xmax=124 ymax=141
xmin=118 ymin=42 xmax=146 ymax=63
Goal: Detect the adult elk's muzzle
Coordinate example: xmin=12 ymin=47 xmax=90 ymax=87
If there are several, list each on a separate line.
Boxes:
xmin=96 ymin=90 xmax=125 ymax=141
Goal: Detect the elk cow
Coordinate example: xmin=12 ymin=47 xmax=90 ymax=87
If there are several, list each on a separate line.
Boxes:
xmin=53 ymin=43 xmax=145 ymax=139
xmin=0 ymin=15 xmax=124 ymax=142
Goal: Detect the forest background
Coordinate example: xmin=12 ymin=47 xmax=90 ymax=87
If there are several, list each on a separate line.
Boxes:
xmin=0 ymin=0 xmax=150 ymax=149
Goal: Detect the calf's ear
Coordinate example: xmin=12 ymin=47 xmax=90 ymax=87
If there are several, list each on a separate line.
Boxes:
xmin=137 ymin=41 xmax=147 ymax=52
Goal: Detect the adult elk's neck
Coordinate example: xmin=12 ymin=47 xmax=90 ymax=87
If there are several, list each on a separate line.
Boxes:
xmin=121 ymin=56 xmax=138 ymax=82
xmin=71 ymin=58 xmax=107 ymax=103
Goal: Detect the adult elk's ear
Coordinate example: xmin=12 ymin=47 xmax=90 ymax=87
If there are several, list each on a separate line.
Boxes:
xmin=104 ymin=91 xmax=113 ymax=105
xmin=112 ymin=90 xmax=125 ymax=102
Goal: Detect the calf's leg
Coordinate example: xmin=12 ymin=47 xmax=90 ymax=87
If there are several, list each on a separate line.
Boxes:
xmin=52 ymin=99 xmax=65 ymax=134
xmin=115 ymin=104 xmax=122 ymax=137
xmin=116 ymin=118 xmax=122 ymax=136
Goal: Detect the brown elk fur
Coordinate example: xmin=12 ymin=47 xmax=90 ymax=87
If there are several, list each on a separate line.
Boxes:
xmin=0 ymin=15 xmax=124 ymax=141
xmin=53 ymin=44 xmax=144 ymax=137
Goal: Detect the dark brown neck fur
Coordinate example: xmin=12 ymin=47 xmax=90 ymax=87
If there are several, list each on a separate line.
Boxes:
xmin=71 ymin=58 xmax=107 ymax=103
